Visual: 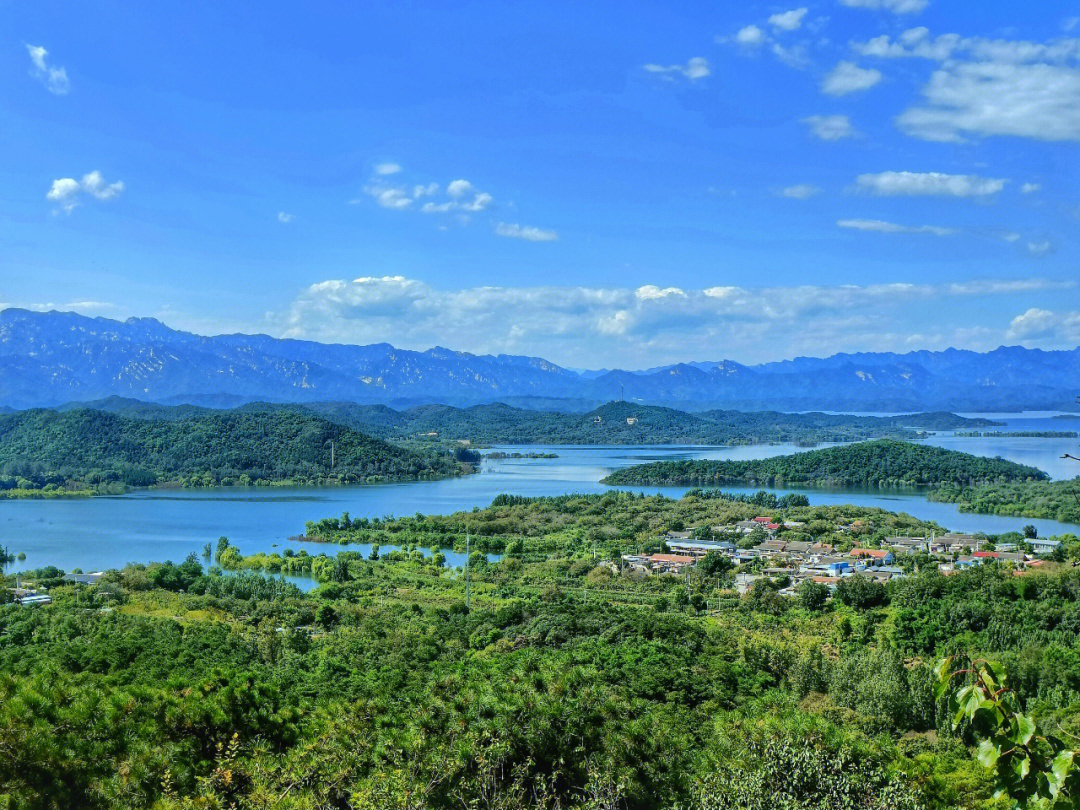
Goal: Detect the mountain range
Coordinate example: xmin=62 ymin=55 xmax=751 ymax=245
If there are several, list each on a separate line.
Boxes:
xmin=2 ymin=308 xmax=1078 ymax=412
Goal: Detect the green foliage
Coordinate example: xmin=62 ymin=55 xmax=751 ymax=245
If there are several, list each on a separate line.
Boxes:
xmin=936 ymin=655 xmax=1080 ymax=807
xmin=836 ymin=575 xmax=888 ymax=610
xmin=798 ymin=579 xmax=830 ymax=612
xmin=604 ymin=439 xmax=1047 ymax=489
xmin=302 ymin=400 xmax=990 ymax=446
xmin=0 ymin=407 xmax=461 ymax=492
xmin=929 ymin=479 xmax=1080 ymax=524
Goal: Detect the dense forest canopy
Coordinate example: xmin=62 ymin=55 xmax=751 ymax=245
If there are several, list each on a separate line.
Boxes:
xmin=603 ymin=439 xmax=1049 ymax=489
xmin=53 ymin=396 xmax=997 ymax=446
xmin=6 ymin=488 xmax=1080 ymax=808
xmin=0 ymin=408 xmax=462 ymax=492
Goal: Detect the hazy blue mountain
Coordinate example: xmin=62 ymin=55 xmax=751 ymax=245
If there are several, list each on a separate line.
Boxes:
xmin=2 ymin=309 xmax=1078 ymax=411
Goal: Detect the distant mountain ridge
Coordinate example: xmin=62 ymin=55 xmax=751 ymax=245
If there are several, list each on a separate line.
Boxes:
xmin=2 ymin=308 xmax=1078 ymax=411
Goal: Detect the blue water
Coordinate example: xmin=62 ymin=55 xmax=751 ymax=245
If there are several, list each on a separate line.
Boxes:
xmin=2 ymin=419 xmax=1079 ymax=583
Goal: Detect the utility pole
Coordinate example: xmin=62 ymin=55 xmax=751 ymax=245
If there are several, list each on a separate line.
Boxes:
xmin=465 ymin=532 xmax=471 ymax=611
xmin=331 ymin=440 xmax=335 ymax=469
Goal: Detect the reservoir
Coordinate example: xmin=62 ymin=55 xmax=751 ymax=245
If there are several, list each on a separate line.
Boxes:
xmin=2 ymin=413 xmax=1078 ymax=576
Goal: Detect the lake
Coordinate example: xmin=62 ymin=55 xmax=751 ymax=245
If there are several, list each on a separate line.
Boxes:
xmin=2 ymin=414 xmax=1079 ymax=579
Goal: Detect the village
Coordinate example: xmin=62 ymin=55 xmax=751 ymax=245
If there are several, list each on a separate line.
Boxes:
xmin=621 ymin=515 xmax=1064 ymax=596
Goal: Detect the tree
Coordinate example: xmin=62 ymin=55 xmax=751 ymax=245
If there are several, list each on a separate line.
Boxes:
xmin=1023 ymin=524 xmax=1038 ymax=539
xmin=798 ymin=580 xmax=830 ymax=612
xmin=835 ymin=575 xmax=886 ymax=610
xmin=699 ymin=550 xmax=734 ymax=577
xmin=316 ymin=604 xmax=339 ymax=628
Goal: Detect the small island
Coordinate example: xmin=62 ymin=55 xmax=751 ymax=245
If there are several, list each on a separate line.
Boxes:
xmin=602 ymin=439 xmax=1048 ymax=489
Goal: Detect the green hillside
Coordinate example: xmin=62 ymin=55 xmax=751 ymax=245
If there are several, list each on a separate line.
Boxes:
xmin=602 ymin=439 xmax=1049 ymax=489
xmin=0 ymin=408 xmax=462 ymax=493
xmin=61 ymin=397 xmax=999 ymax=446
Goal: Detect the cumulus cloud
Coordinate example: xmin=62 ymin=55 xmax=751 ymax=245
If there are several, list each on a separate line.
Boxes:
xmin=723 ymin=19 xmax=809 ymax=68
xmin=869 ymin=31 xmax=1080 ymax=142
xmin=446 ymin=179 xmax=473 ymax=198
xmin=277 ymin=212 xmax=294 ymax=224
xmin=769 ymin=8 xmax=808 ymax=31
xmin=838 ymin=219 xmax=955 ymax=235
xmin=855 ymin=171 xmax=1007 ymax=197
xmin=279 ymin=275 xmax=1067 ymax=366
xmin=359 ymin=171 xmax=492 ymax=217
xmin=1021 ymin=183 xmax=1041 ymax=193
xmin=898 ymin=63 xmax=1080 ymax=141
xmin=1028 ymin=240 xmax=1053 ymax=256
xmin=643 ymin=57 xmax=710 ymax=81
xmin=26 ymin=44 xmax=69 ymax=94
xmin=780 ymin=184 xmax=821 ymax=199
xmin=735 ymin=25 xmax=766 ymax=46
xmin=374 ymin=163 xmax=402 ymax=175
xmin=822 ymin=61 xmax=882 ymax=95
xmin=495 ymin=222 xmax=558 ymax=242
xmin=801 ymin=114 xmax=857 ymax=140
xmin=839 ymin=0 xmax=928 ymax=13
xmin=46 ymin=171 xmax=125 ymax=213
xmin=1007 ymin=307 xmax=1080 ymax=342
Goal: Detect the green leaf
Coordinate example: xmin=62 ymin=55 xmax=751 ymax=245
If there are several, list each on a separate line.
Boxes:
xmin=933 ymin=656 xmax=952 ymax=684
xmin=977 ymin=739 xmax=1001 ymax=768
xmin=989 ymin=660 xmax=1007 ymax=688
xmin=958 ymin=685 xmax=984 ymax=720
xmin=1012 ymin=755 xmax=1030 ymax=782
xmin=1009 ymin=714 xmax=1036 ymax=747
xmin=1052 ymin=750 xmax=1075 ymax=784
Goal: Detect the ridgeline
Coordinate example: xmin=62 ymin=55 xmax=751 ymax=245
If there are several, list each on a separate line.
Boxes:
xmin=0 ymin=408 xmax=464 ymax=495
xmin=602 ymin=439 xmax=1049 ymax=489
xmin=54 ymin=396 xmax=997 ymax=446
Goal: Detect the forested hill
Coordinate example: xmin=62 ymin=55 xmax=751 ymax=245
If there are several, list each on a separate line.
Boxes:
xmin=0 ymin=409 xmax=462 ymax=492
xmin=56 ymin=397 xmax=997 ymax=446
xmin=603 ymin=439 xmax=1049 ymax=489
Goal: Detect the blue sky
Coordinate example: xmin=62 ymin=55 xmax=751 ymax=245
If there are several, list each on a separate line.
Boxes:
xmin=2 ymin=0 xmax=1079 ymax=367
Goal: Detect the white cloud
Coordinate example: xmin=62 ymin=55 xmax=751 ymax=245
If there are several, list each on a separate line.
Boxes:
xmin=46 ymin=171 xmax=124 ymax=213
xmin=280 ymin=275 xmax=1068 ymax=366
xmin=358 ymin=169 xmax=495 ymax=222
xmin=822 ymin=61 xmax=882 ymax=95
xmin=644 ymin=57 xmax=710 ymax=81
xmin=277 ymin=212 xmax=294 ymax=224
xmin=364 ymin=185 xmax=414 ymax=209
xmin=853 ymin=29 xmax=1080 ymax=63
xmin=1028 ymin=240 xmax=1053 ymax=256
xmin=838 ymin=218 xmax=955 ymax=235
xmin=1007 ymin=307 xmax=1080 ymax=342
xmin=26 ymin=44 xmax=69 ymax=95
xmin=1021 ymin=183 xmax=1041 ymax=193
xmin=460 ymin=192 xmax=493 ymax=212
xmin=839 ymin=0 xmax=928 ymax=14
xmin=780 ymin=184 xmax=821 ymax=199
xmin=735 ymin=25 xmax=766 ymax=46
xmin=495 ymin=222 xmax=558 ymax=242
xmin=446 ymin=179 xmax=473 ymax=198
xmin=374 ymin=163 xmax=402 ymax=175
xmin=769 ymin=8 xmax=808 ymax=31
xmin=855 ymin=171 xmax=1006 ymax=197
xmin=897 ymin=62 xmax=1080 ymax=142
xmin=801 ymin=114 xmax=857 ymax=140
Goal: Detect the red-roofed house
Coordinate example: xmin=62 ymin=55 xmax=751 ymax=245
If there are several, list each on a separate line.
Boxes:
xmin=851 ymin=548 xmax=894 ymax=562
